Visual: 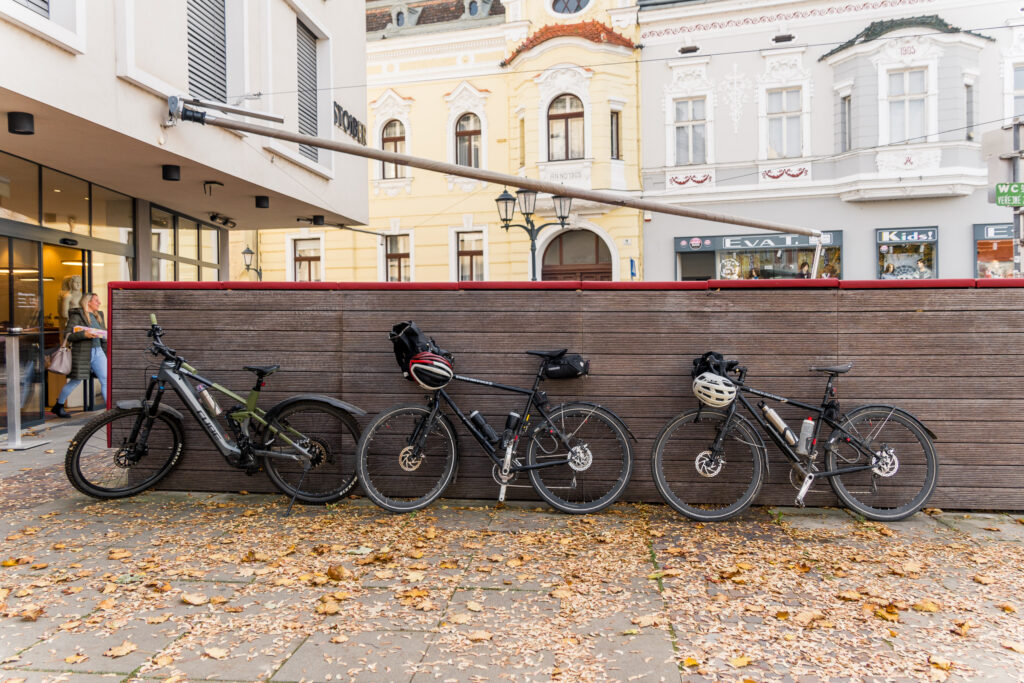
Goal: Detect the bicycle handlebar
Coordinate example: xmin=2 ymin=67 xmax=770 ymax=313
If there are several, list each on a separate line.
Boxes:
xmin=146 ymin=314 xmax=178 ymax=361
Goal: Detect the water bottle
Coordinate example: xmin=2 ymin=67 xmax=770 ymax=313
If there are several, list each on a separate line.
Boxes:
xmin=760 ymin=402 xmax=796 ymax=446
xmin=194 ymin=383 xmax=223 ymax=416
xmin=796 ymin=417 xmax=815 ymax=456
xmin=469 ymin=411 xmax=499 ymax=444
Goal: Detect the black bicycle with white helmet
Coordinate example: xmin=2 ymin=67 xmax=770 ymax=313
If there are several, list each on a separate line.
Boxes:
xmin=651 ymin=351 xmax=938 ymax=522
xmin=355 ymin=321 xmax=635 ymax=514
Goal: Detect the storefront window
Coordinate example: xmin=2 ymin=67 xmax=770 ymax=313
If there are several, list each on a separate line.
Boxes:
xmin=91 ymin=185 xmax=134 ymax=244
xmin=201 ymin=227 xmax=219 ymax=263
xmin=42 ymin=168 xmax=89 ymax=235
xmin=0 ymin=151 xmax=39 ymax=225
xmin=974 ymin=224 xmax=1016 ymax=278
xmin=877 ymin=228 xmax=937 ymax=279
xmin=675 ymin=232 xmax=842 ymax=280
xmin=152 ymin=258 xmax=174 ymax=281
xmin=151 ymin=209 xmax=175 ymax=256
xmin=149 ymin=207 xmax=222 ymax=281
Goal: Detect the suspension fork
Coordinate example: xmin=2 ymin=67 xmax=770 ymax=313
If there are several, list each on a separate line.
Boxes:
xmin=708 ymin=402 xmax=738 ymax=459
xmin=126 ymin=377 xmax=166 ymax=462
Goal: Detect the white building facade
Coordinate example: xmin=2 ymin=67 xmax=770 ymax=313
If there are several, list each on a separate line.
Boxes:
xmin=638 ymin=0 xmax=1016 ymax=281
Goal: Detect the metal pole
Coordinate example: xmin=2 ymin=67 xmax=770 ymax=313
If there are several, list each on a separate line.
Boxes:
xmin=2 ymin=329 xmax=50 ymax=451
xmin=1014 ymin=119 xmax=1022 ymax=278
xmin=170 ymin=102 xmax=823 ymax=240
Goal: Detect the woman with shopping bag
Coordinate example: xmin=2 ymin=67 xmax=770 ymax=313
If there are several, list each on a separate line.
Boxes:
xmin=51 ymin=293 xmax=107 ymax=418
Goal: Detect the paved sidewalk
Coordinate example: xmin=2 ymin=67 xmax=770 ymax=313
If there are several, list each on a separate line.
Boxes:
xmin=0 ymin=419 xmax=1022 ymax=682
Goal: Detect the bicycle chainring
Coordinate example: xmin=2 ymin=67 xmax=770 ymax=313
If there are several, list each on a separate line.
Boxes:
xmin=567 ymin=444 xmax=593 ymax=472
xmin=399 ymin=445 xmax=423 ymax=472
xmin=695 ymin=450 xmax=724 ymax=478
xmin=872 ymin=446 xmax=899 ymax=477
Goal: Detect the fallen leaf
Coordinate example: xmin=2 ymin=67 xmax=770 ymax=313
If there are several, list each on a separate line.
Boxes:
xmin=467 ymin=601 xmax=484 ymax=612
xmin=407 ymin=550 xmax=425 ymax=559
xmin=683 ymin=656 xmax=700 ymax=667
xmin=315 ymin=600 xmax=340 ymax=615
xmin=913 ymin=599 xmax=941 ymax=613
xmin=793 ymin=610 xmax=826 ymax=627
xmin=97 ymin=598 xmax=115 ymax=610
xmin=415 ymin=598 xmax=438 ymax=611
xmin=103 ymin=640 xmax=137 ymax=658
xmin=204 ymin=647 xmax=229 ymax=660
xmin=775 ymin=611 xmax=790 ymax=621
xmin=448 ymin=612 xmax=471 ymax=624
xmin=329 ymin=634 xmax=349 ymax=643
xmin=424 ymin=527 xmax=437 ymax=539
xmin=467 ymin=630 xmax=492 ymax=642
xmin=997 ymin=602 xmax=1017 ymax=613
xmin=875 ymin=606 xmax=900 ymax=623
xmin=145 ymin=613 xmax=171 ymax=624
xmin=630 ymin=614 xmax=659 ymax=628
xmin=210 ymin=595 xmax=228 ymax=605
xmin=107 ymin=549 xmax=131 ymax=560
xmin=729 ymin=655 xmax=752 ymax=668
xmin=837 ymin=590 xmax=861 ymax=601
xmin=58 ymin=619 xmax=81 ymax=630
xmin=973 ymin=574 xmax=995 ymax=586
xmin=951 ymin=619 xmax=973 ymax=637
xmin=19 ymin=607 xmax=43 ymax=621
xmin=983 ymin=526 xmax=1001 ymax=532
xmin=550 ymin=587 xmax=573 ymax=599
xmin=929 ymin=655 xmax=953 ymax=671
xmin=405 ymin=570 xmax=425 ymax=582
xmin=153 ymin=654 xmax=174 ymax=667
xmin=1002 ymin=641 xmax=1024 ymax=654
xmin=181 ymin=593 xmax=209 ymax=606
xmin=65 ymin=653 xmax=88 ymax=664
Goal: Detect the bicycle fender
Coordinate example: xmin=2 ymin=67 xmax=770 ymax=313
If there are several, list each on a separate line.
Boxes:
xmin=845 ymin=404 xmax=937 ymax=441
xmin=554 ymin=401 xmax=639 ymax=443
xmin=263 ymin=395 xmax=367 ymax=426
xmin=115 ymin=400 xmax=185 ymax=424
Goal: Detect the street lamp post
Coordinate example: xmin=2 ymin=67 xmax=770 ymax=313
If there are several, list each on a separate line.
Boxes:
xmin=495 ymin=189 xmax=572 ymax=281
xmin=241 ymin=246 xmax=263 ymax=281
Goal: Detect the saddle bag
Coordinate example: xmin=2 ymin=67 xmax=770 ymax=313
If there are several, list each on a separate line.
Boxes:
xmin=542 ymin=354 xmax=589 ymax=380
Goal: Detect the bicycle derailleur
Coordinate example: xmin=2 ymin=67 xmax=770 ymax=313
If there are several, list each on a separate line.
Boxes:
xmin=225 ymin=407 xmax=260 ymax=475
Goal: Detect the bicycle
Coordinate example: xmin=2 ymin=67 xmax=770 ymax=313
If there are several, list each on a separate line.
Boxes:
xmin=651 ymin=352 xmax=939 ymax=522
xmin=356 ymin=325 xmax=635 ymax=514
xmin=64 ymin=315 xmax=365 ymax=511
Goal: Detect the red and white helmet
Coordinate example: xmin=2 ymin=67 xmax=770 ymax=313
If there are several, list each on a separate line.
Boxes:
xmin=408 ymin=351 xmax=454 ymax=390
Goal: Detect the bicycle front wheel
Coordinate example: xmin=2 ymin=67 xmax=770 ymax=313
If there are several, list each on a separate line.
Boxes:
xmin=262 ymin=400 xmax=361 ymax=504
xmin=355 ymin=404 xmax=458 ymax=513
xmin=651 ymin=408 xmax=764 ymax=522
xmin=526 ymin=404 xmax=632 ymax=514
xmin=825 ymin=406 xmax=938 ymax=521
xmin=64 ymin=407 xmax=184 ymax=499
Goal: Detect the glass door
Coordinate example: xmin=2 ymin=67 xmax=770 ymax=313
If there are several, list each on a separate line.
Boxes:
xmin=42 ymin=245 xmax=86 ymax=412
xmin=0 ymin=237 xmax=45 ymax=432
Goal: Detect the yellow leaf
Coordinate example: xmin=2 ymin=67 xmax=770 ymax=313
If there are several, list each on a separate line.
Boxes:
xmin=210 ymin=595 xmax=228 ymax=605
xmin=327 ymin=564 xmax=352 ymax=581
xmin=729 ymin=655 xmax=752 ymax=668
xmin=467 ymin=601 xmax=484 ymax=612
xmin=204 ymin=647 xmax=229 ymax=660
xmin=467 ymin=630 xmax=492 ymax=642
xmin=448 ymin=612 xmax=471 ymax=624
xmin=630 ymin=614 xmax=659 ymax=628
xmin=103 ymin=640 xmax=137 ymax=658
xmin=973 ymin=574 xmax=995 ymax=586
xmin=913 ymin=599 xmax=941 ymax=613
xmin=550 ymin=587 xmax=573 ymax=600
xmin=145 ymin=614 xmax=171 ymax=624
xmin=181 ymin=593 xmax=209 ymax=606
xmin=837 ymin=590 xmax=861 ymax=601
xmin=424 ymin=527 xmax=437 ymax=539
xmin=315 ymin=600 xmax=340 ymax=615
xmin=929 ymin=655 xmax=953 ymax=671
xmin=101 ymin=582 xmax=117 ymax=594
xmin=405 ymin=571 xmax=426 ymax=582
xmin=1002 ymin=641 xmax=1024 ymax=654
xmin=793 ymin=610 xmax=826 ymax=627
xmin=107 ymin=549 xmax=131 ymax=560
xmin=153 ymin=654 xmax=174 ymax=667
xmin=997 ymin=602 xmax=1017 ymax=613
xmin=407 ymin=550 xmax=425 ymax=559
xmin=683 ymin=657 xmax=699 ymax=667
xmin=329 ymin=634 xmax=349 ymax=643
xmin=439 ymin=559 xmax=458 ymax=569
xmin=874 ymin=607 xmax=900 ymax=623
xmin=951 ymin=619 xmax=973 ymax=637
xmin=415 ymin=598 xmax=438 ymax=611
xmin=65 ymin=653 xmax=88 ymax=664
xmin=398 ymin=588 xmax=429 ymax=599
xmin=59 ymin=620 xmax=81 ymax=630
xmin=97 ymin=598 xmax=115 ymax=610
xmin=775 ymin=611 xmax=790 ymax=620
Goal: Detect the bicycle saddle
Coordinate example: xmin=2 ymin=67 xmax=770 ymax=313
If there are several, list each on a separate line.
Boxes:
xmin=526 ymin=349 xmax=567 ymax=359
xmin=809 ymin=362 xmax=853 ymax=374
xmin=243 ymin=364 xmax=280 ymax=377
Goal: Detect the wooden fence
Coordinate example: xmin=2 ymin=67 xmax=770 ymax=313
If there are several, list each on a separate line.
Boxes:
xmin=109 ymin=279 xmax=1024 ymax=510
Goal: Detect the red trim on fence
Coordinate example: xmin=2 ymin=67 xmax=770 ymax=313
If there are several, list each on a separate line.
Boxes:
xmin=976 ymin=279 xmax=1024 ymax=288
xmin=107 ymin=281 xmax=114 ymax=411
xmin=458 ymin=280 xmax=583 ymax=290
xmin=581 ymin=281 xmax=708 ymax=290
xmin=708 ymin=278 xmax=839 ymax=289
xmin=839 ymin=279 xmax=977 ymax=289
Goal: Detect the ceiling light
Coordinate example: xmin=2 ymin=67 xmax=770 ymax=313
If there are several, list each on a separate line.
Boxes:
xmin=162 ymin=164 xmax=181 ymax=181
xmin=255 ymin=195 xmax=270 ymax=209
xmin=7 ymin=112 xmax=34 ymax=135
xmin=0 ymin=268 xmax=40 ymax=274
xmin=61 ymin=260 xmax=85 ymax=266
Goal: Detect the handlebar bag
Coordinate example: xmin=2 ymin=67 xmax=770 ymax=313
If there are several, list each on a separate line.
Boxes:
xmin=542 ymin=354 xmax=590 ymax=380
xmin=389 ymin=321 xmax=453 ymax=381
xmin=692 ymin=351 xmax=726 ymax=379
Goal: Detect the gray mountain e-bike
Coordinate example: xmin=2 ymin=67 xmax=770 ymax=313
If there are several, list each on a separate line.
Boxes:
xmin=64 ymin=315 xmax=364 ymax=510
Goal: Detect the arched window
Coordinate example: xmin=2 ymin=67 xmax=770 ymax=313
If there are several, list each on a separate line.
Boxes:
xmin=552 ymin=0 xmax=590 ymax=13
xmin=455 ymin=113 xmax=481 ymax=168
xmin=381 ymin=119 xmax=406 ymax=179
xmin=468 ymin=1 xmax=479 ymax=16
xmin=395 ymin=11 xmax=405 ymax=27
xmin=548 ymin=94 xmax=584 ymax=161
xmin=542 ymin=230 xmax=612 ymax=281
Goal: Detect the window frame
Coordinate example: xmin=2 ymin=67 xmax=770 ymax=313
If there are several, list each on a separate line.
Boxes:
xmin=384 ymin=233 xmax=412 ymax=282
xmin=886 ymin=68 xmax=928 ymax=145
xmin=287 ymin=233 xmax=324 ymax=282
xmin=455 ymin=113 xmax=482 ymax=168
xmin=149 ymin=205 xmax=222 ymax=282
xmin=455 ymin=230 xmax=484 ymax=282
xmin=610 ymin=110 xmax=621 ymax=161
xmin=673 ymin=97 xmax=708 ymax=166
xmin=381 ymin=119 xmax=406 ymax=179
xmin=840 ymin=94 xmax=852 ymax=153
xmin=765 ymin=86 xmax=803 ymax=159
xmin=547 ymin=94 xmax=585 ymax=162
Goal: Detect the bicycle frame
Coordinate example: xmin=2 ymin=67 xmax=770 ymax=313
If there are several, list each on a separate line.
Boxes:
xmin=413 ymin=371 xmax=571 ymax=472
xmin=135 ymin=357 xmax=312 ymax=465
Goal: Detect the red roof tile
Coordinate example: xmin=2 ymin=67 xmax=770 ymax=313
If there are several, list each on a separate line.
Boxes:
xmin=366 ymin=0 xmax=505 ymax=34
xmin=502 ymin=21 xmax=635 ymax=66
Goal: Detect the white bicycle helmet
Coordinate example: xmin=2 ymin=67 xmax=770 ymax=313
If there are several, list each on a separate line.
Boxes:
xmin=692 ymin=372 xmax=736 ymax=407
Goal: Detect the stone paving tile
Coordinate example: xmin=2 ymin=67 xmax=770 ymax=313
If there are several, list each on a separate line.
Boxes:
xmin=410 ymin=638 xmax=555 ymax=682
xmin=152 ymin=632 xmax=302 ymax=681
xmin=443 ymin=588 xmax=560 ymax=633
xmin=0 ymin=672 xmax=125 ymax=683
xmin=935 ymin=512 xmax=1024 ymax=543
xmin=272 ymin=630 xmax=431 ymax=682
xmin=13 ymin=620 xmax=182 ymax=675
xmin=591 ymin=633 xmax=682 ymax=683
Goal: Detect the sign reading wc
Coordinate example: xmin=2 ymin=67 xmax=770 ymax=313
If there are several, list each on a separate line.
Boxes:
xmin=333 ymin=103 xmax=367 ymax=145
xmin=996 ymin=184 xmax=1024 ymax=207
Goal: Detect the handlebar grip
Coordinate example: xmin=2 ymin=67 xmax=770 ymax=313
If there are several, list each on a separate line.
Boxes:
xmin=150 ymin=314 xmax=158 ymax=325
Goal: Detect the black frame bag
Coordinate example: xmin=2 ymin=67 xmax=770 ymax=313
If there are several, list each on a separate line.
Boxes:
xmin=542 ymin=354 xmax=589 ymax=380
xmin=389 ymin=321 xmax=453 ymax=381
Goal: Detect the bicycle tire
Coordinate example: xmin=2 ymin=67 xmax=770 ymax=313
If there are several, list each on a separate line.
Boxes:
xmin=825 ymin=405 xmax=938 ymax=521
xmin=526 ymin=404 xmax=633 ymax=514
xmin=64 ymin=407 xmax=184 ymax=499
xmin=356 ymin=403 xmax=458 ymax=513
xmin=650 ymin=408 xmax=765 ymax=522
xmin=262 ymin=399 xmax=361 ymax=505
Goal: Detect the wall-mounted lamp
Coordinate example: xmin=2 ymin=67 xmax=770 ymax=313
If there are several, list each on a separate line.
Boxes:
xmin=255 ymin=195 xmax=270 ymax=209
xmin=209 ymin=213 xmax=237 ymax=229
xmin=312 ymin=215 xmax=325 ymax=226
xmin=241 ymin=246 xmax=263 ymax=281
xmin=162 ymin=164 xmax=181 ymax=181
xmin=7 ymin=112 xmax=34 ymax=135
xmin=59 ymin=237 xmax=78 ymax=246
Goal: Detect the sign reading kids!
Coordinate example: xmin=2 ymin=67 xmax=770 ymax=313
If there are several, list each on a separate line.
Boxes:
xmin=996 ymin=183 xmax=1024 ymax=207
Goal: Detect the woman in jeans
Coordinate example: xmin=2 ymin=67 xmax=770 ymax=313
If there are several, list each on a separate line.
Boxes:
xmin=52 ymin=292 xmax=107 ymax=418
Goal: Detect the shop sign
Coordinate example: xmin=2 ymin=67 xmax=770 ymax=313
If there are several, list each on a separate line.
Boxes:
xmin=973 ymin=223 xmax=1015 ymax=240
xmin=332 ymin=102 xmax=367 ymax=145
xmin=996 ymin=184 xmax=1024 ymax=207
xmin=674 ymin=231 xmax=841 ymax=252
xmin=876 ymin=228 xmax=937 ymax=244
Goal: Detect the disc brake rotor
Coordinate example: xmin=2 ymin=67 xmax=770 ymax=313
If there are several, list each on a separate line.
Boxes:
xmin=695 ymin=450 xmax=724 ymax=478
xmin=399 ymin=445 xmax=423 ymax=472
xmin=567 ymin=444 xmax=593 ymax=472
xmin=872 ymin=446 xmax=899 ymax=477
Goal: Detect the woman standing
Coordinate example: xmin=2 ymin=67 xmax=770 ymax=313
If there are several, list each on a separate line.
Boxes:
xmin=52 ymin=293 xmax=106 ymax=418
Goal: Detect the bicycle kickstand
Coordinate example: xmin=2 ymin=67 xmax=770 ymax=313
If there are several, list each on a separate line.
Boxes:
xmin=282 ymin=461 xmax=312 ymax=518
xmin=795 ymin=472 xmax=815 ymax=508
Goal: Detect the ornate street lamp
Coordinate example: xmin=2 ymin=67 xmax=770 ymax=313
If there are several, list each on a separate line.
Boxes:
xmin=241 ymin=246 xmax=263 ymax=281
xmin=495 ymin=189 xmax=572 ymax=281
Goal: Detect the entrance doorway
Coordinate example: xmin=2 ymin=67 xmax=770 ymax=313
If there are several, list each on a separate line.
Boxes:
xmin=0 ymin=237 xmax=44 ymax=431
xmin=541 ymin=230 xmax=613 ymax=281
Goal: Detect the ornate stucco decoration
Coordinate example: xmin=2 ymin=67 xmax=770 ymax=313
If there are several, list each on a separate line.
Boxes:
xmin=718 ymin=63 xmax=750 ymax=135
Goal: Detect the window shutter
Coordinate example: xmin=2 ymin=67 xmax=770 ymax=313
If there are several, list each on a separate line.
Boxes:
xmin=14 ymin=0 xmax=48 ymax=17
xmin=297 ymin=20 xmax=319 ymax=162
xmin=187 ymin=0 xmax=227 ymax=104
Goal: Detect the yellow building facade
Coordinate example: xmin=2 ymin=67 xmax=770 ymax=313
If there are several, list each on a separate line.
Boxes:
xmin=233 ymin=0 xmax=644 ymax=282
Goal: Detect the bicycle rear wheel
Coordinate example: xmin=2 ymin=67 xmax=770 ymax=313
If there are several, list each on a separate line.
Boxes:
xmin=650 ymin=408 xmax=764 ymax=522
xmin=262 ymin=400 xmax=361 ymax=504
xmin=526 ymin=404 xmax=632 ymax=514
xmin=64 ymin=407 xmax=184 ymax=499
xmin=825 ymin=406 xmax=938 ymax=521
xmin=356 ymin=404 xmax=458 ymax=513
